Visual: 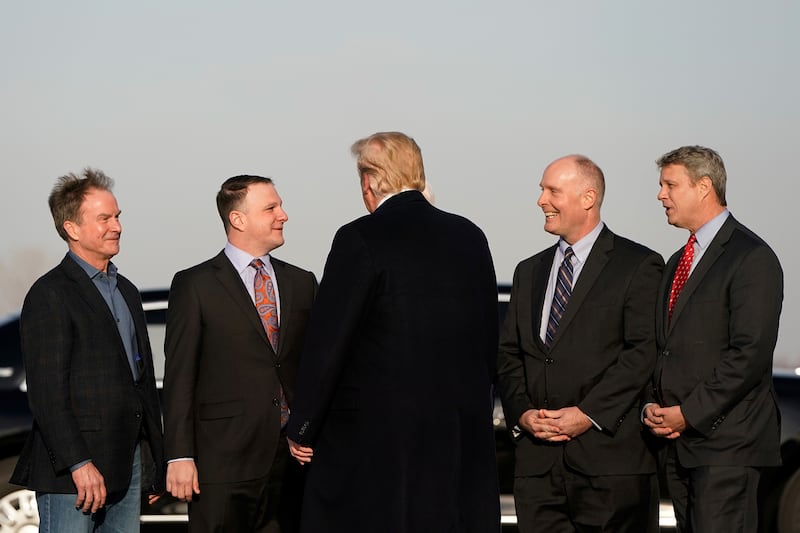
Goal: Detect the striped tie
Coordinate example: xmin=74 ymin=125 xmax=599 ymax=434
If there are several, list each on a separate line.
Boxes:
xmin=546 ymin=247 xmax=574 ymax=347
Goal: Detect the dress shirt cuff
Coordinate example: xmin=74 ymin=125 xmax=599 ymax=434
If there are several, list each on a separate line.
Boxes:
xmin=168 ymin=457 xmax=195 ymax=463
xmin=70 ymin=459 xmax=91 ymax=472
xmin=641 ymin=402 xmax=656 ymax=423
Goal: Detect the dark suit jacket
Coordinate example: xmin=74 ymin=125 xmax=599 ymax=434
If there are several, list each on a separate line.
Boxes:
xmin=163 ymin=251 xmax=316 ymax=483
xmin=497 ymin=226 xmax=663 ymax=477
xmin=652 ymin=215 xmax=783 ymax=468
xmin=287 ymin=191 xmax=501 ymax=533
xmin=11 ymin=254 xmax=165 ymax=495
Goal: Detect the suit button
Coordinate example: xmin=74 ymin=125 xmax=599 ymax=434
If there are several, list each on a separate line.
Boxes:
xmin=275 ymin=362 xmax=281 ymax=368
xmin=272 ymin=398 xmax=280 ymax=407
xmin=545 ymin=358 xmax=553 ymax=364
xmin=662 ymin=350 xmax=671 ymax=357
xmin=135 ymin=411 xmax=142 ymax=419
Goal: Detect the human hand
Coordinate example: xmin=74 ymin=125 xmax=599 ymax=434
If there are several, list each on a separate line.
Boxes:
xmin=518 ymin=408 xmax=570 ymax=442
xmin=288 ymin=438 xmax=314 ymax=465
xmin=166 ymin=460 xmax=200 ymax=502
xmin=643 ymin=403 xmax=684 ymax=439
xmin=539 ymin=406 xmax=593 ymax=439
xmin=71 ymin=462 xmax=107 ymax=513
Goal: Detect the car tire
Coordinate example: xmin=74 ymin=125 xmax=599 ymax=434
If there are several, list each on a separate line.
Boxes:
xmin=0 ymin=455 xmax=38 ymax=533
xmin=778 ymin=467 xmax=800 ymax=533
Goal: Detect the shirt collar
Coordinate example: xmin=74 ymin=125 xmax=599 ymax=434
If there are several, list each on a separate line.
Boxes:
xmin=224 ymin=242 xmax=274 ymax=275
xmin=376 ymin=188 xmax=415 ymax=210
xmin=69 ymin=251 xmax=117 ymax=279
xmin=694 ymin=209 xmax=730 ymax=250
xmin=558 ymin=221 xmax=605 ymax=264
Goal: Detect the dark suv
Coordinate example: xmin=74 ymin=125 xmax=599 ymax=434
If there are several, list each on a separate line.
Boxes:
xmin=1 ymin=288 xmax=799 ymax=532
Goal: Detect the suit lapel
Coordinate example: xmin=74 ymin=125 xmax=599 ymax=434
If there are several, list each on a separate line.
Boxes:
xmin=60 ymin=255 xmax=135 ymax=374
xmin=272 ymin=259 xmax=293 ymax=359
xmin=210 ymin=252 xmax=273 ymax=352
xmin=531 ymin=248 xmax=555 ymax=352
xmin=117 ymin=276 xmax=149 ymax=370
xmin=668 ymin=217 xmax=736 ymax=333
xmin=658 ymin=251 xmax=680 ymax=343
xmin=548 ymin=228 xmax=613 ymax=349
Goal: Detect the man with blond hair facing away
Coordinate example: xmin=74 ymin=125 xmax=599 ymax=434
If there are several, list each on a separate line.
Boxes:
xmin=287 ymin=132 xmax=501 ymax=532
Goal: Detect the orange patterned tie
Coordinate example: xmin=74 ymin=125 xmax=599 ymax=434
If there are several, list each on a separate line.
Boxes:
xmin=251 ymin=259 xmax=289 ymax=427
xmin=668 ymin=234 xmax=697 ymax=322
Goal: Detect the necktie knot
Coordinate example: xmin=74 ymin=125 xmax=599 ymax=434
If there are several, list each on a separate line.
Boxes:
xmin=250 ymin=258 xmax=265 ymax=271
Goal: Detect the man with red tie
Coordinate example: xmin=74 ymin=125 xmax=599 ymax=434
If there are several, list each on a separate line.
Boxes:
xmin=644 ymin=146 xmax=784 ymax=532
xmin=163 ymin=175 xmax=317 ymax=532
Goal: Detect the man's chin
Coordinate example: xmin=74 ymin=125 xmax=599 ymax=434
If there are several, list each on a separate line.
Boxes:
xmin=543 ymin=221 xmax=558 ymax=235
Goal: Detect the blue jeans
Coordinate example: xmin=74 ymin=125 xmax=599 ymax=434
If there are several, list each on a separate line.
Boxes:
xmin=37 ymin=444 xmax=141 ymax=533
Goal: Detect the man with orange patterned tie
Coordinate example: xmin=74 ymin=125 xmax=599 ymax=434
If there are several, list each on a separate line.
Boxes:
xmin=163 ymin=175 xmax=316 ymax=532
xmin=644 ymin=146 xmax=783 ymax=532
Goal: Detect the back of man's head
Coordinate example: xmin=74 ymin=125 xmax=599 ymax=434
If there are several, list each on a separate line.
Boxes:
xmin=351 ymin=132 xmax=426 ymax=198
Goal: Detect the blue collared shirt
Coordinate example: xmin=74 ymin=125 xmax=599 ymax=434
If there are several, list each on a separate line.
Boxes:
xmin=68 ymin=252 xmax=140 ymax=380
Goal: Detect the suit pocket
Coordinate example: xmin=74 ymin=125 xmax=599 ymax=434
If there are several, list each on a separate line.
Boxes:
xmin=199 ymin=400 xmax=243 ymax=420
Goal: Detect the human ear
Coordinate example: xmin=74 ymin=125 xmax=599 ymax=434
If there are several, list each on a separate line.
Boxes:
xmin=63 ymin=220 xmax=80 ymax=241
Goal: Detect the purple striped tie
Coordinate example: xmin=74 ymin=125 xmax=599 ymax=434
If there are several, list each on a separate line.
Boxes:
xmin=545 ymin=247 xmax=574 ymax=347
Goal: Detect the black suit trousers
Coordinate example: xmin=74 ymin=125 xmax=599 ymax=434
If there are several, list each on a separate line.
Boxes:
xmin=188 ymin=436 xmax=303 ymax=533
xmin=514 ymin=449 xmax=659 ymax=533
xmin=665 ymin=444 xmax=760 ymax=533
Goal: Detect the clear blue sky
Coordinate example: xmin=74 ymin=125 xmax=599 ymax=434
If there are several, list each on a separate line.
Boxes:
xmin=2 ymin=1 xmax=798 ymax=367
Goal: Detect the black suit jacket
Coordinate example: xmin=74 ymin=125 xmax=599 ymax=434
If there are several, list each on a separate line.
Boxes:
xmin=11 ymin=254 xmax=165 ymax=494
xmin=163 ymin=251 xmax=316 ymax=483
xmin=652 ymin=215 xmax=783 ymax=467
xmin=287 ymin=191 xmax=501 ymax=533
xmin=497 ymin=226 xmax=663 ymax=477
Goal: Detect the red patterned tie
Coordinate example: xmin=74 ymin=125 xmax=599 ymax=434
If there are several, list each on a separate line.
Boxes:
xmin=251 ymin=259 xmax=289 ymax=427
xmin=668 ymin=234 xmax=697 ymax=322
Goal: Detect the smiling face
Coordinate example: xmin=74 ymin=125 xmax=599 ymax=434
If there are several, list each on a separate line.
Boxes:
xmin=63 ymin=188 xmax=122 ymax=271
xmin=657 ymin=164 xmax=708 ymax=232
xmin=536 ymin=157 xmax=599 ymax=244
xmin=228 ymin=182 xmax=288 ymax=256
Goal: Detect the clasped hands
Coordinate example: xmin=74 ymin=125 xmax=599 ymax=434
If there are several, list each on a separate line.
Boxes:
xmin=643 ymin=403 xmax=686 ymax=439
xmin=518 ymin=406 xmax=593 ymax=442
